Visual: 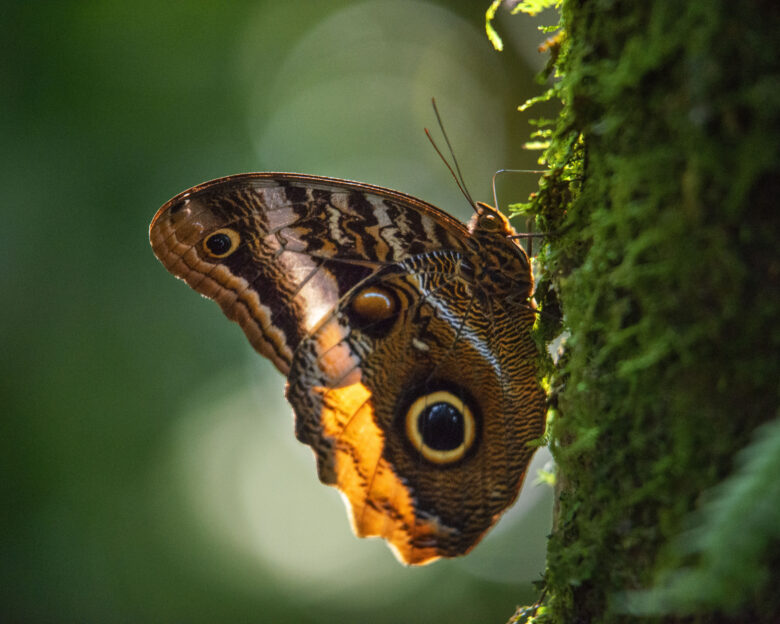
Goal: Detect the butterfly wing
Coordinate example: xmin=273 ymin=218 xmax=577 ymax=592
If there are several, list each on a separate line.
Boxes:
xmin=150 ymin=173 xmax=546 ymax=565
xmin=287 ymin=255 xmax=546 ymax=565
xmin=150 ymin=173 xmax=470 ymax=374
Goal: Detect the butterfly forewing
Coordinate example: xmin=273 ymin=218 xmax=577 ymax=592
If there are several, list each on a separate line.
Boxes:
xmin=150 ymin=174 xmax=471 ymax=374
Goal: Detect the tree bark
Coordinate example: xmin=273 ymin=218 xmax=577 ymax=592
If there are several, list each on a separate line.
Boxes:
xmin=531 ymin=1 xmax=780 ymax=622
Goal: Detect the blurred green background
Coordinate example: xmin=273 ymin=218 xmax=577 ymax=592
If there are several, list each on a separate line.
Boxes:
xmin=2 ymin=1 xmax=555 ymax=621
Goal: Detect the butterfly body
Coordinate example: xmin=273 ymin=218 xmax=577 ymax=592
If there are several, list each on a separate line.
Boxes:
xmin=150 ymin=173 xmax=546 ymax=565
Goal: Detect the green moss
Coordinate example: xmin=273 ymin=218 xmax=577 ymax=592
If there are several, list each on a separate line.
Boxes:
xmin=522 ymin=1 xmax=780 ymax=622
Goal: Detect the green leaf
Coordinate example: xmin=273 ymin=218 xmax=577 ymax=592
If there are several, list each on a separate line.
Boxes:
xmin=519 ymin=88 xmax=556 ymax=112
xmin=511 ymin=0 xmax=561 ymax=17
xmin=485 ymin=0 xmax=504 ymax=51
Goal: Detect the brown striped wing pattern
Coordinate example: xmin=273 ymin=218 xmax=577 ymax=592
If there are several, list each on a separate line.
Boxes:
xmin=150 ymin=173 xmax=546 ymax=565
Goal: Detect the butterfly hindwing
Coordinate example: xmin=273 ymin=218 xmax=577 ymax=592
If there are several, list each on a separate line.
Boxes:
xmin=287 ymin=257 xmax=545 ymax=565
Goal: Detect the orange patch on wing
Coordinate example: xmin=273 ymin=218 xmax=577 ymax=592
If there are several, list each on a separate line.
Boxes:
xmin=316 ymin=381 xmax=446 ymax=565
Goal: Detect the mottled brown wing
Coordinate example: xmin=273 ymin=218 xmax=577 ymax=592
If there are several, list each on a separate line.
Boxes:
xmin=149 ymin=173 xmax=470 ymax=374
xmin=150 ymin=172 xmax=546 ymax=565
xmin=287 ymin=253 xmax=546 ymax=565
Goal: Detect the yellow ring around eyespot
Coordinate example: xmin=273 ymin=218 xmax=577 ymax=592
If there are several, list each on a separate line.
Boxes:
xmin=203 ymin=228 xmax=241 ymax=258
xmin=404 ymin=390 xmax=475 ymax=465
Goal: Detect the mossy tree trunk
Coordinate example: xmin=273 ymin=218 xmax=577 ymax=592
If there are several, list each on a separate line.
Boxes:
xmin=528 ymin=1 xmax=780 ymax=622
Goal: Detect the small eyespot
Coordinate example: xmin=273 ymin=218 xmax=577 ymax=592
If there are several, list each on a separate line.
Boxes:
xmin=347 ymin=284 xmax=399 ymax=337
xmin=203 ymin=228 xmax=240 ymax=258
xmin=350 ymin=286 xmax=396 ymax=321
xmin=404 ymin=390 xmax=476 ymax=464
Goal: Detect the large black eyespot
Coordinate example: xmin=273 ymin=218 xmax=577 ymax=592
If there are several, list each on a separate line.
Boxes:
xmin=404 ymin=390 xmax=476 ymax=464
xmin=203 ymin=228 xmax=240 ymax=258
xmin=419 ymin=402 xmax=464 ymax=450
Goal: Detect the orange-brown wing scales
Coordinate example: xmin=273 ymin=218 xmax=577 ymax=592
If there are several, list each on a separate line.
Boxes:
xmin=150 ymin=203 xmax=297 ymax=372
xmin=287 ymin=256 xmax=546 ymax=565
xmin=288 ymin=313 xmax=454 ymax=566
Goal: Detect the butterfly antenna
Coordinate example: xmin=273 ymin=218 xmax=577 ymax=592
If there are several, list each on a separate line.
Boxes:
xmin=491 ymin=168 xmax=549 ymax=256
xmin=425 ymin=98 xmax=476 ymax=210
xmin=431 ymin=99 xmax=475 ymax=206
xmin=425 ymin=129 xmax=473 ymax=207
xmin=491 ymin=168 xmax=547 ymax=212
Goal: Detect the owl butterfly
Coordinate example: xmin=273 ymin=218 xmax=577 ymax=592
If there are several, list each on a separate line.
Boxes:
xmin=150 ymin=171 xmax=546 ymax=565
